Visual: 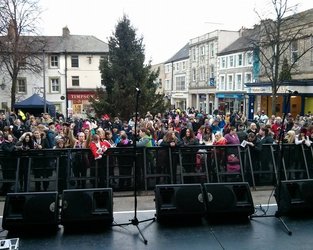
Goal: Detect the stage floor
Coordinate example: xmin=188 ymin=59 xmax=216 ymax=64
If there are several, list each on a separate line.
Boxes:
xmin=1 ymin=205 xmax=313 ymax=250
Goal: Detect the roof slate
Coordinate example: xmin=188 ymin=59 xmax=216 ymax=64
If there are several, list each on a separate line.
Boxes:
xmin=165 ymin=43 xmax=189 ymax=63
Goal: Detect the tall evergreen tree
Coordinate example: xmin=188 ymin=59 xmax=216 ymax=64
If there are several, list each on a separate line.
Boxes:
xmin=90 ymin=15 xmax=167 ymax=121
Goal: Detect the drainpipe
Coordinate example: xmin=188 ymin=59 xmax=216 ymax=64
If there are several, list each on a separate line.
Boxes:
xmin=171 ymin=61 xmax=174 ymax=108
xmin=65 ymin=50 xmax=68 ymax=119
xmin=43 ymin=50 xmax=47 ymax=113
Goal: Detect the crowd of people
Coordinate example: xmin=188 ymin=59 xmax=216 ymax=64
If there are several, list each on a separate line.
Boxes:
xmin=0 ymin=108 xmax=313 ymax=193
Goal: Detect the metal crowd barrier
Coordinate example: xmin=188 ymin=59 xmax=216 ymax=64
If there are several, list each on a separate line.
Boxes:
xmin=1 ymin=143 xmax=313 ymax=194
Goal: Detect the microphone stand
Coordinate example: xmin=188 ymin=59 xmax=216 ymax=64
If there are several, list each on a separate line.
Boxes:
xmin=112 ymin=88 xmax=155 ymax=245
xmin=250 ymin=91 xmax=292 ymax=235
xmin=273 ymin=91 xmax=292 ymax=235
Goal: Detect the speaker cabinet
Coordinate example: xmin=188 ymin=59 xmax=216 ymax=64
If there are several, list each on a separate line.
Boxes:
xmin=276 ymin=179 xmax=313 ymax=216
xmin=203 ymin=182 xmax=254 ymax=219
xmin=2 ymin=192 xmax=59 ymax=232
xmin=61 ymin=188 xmax=113 ymax=229
xmin=155 ymin=184 xmax=206 ymax=222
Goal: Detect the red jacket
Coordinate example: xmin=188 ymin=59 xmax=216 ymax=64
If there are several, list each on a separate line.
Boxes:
xmin=90 ymin=140 xmax=111 ymax=160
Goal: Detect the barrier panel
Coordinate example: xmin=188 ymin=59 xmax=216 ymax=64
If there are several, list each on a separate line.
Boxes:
xmin=1 ymin=143 xmax=313 ymax=193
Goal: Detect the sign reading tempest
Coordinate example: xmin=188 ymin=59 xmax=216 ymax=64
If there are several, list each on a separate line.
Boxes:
xmin=67 ymin=92 xmax=95 ymax=101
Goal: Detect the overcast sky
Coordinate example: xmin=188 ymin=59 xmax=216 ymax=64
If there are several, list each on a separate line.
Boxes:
xmin=40 ymin=0 xmax=313 ymax=64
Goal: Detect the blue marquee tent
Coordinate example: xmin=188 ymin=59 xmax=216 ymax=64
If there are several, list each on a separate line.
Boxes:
xmin=14 ymin=94 xmax=56 ymax=117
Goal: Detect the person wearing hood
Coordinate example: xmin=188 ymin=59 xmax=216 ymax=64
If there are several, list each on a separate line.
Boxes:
xmin=0 ymin=134 xmax=17 ymax=194
xmin=15 ymin=132 xmax=34 ymax=191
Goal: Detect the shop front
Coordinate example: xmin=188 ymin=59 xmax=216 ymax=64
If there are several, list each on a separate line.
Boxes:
xmin=216 ymin=93 xmax=245 ymax=115
xmin=67 ymin=91 xmax=96 ymax=118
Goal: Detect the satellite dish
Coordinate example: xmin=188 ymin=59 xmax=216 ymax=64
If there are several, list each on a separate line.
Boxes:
xmin=60 ymin=96 xmax=65 ymax=100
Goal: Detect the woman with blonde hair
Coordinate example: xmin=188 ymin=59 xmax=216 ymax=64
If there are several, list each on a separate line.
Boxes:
xmin=283 ymin=130 xmax=296 ymax=144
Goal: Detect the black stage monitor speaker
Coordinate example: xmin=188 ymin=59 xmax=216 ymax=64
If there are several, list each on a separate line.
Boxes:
xmin=2 ymin=192 xmax=59 ymax=232
xmin=276 ymin=179 xmax=313 ymax=216
xmin=155 ymin=184 xmax=206 ymax=222
xmin=61 ymin=188 xmax=113 ymax=228
xmin=203 ymin=182 xmax=254 ymax=219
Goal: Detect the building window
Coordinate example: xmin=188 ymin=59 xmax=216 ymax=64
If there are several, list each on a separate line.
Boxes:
xmin=54 ymin=104 xmax=62 ymax=112
xmin=237 ymin=54 xmax=243 ymax=66
xmin=227 ymin=74 xmax=233 ymax=90
xmin=176 ymin=76 xmax=186 ymax=91
xmin=221 ymin=57 xmax=227 ymax=69
xmin=72 ymin=76 xmax=80 ymax=86
xmin=50 ymin=78 xmax=60 ymax=93
xmin=200 ymin=46 xmax=205 ymax=56
xmin=246 ymin=52 xmax=253 ymax=65
xmin=50 ymin=55 xmax=59 ymax=68
xmin=182 ymin=61 xmax=186 ymax=70
xmin=71 ymin=55 xmax=79 ymax=67
xmin=1 ymin=102 xmax=8 ymax=111
xmin=17 ymin=78 xmax=27 ymax=93
xmin=291 ymin=40 xmax=298 ymax=63
xmin=210 ymin=42 xmax=214 ymax=57
xmin=199 ymin=67 xmax=206 ymax=81
xmin=219 ymin=75 xmax=225 ymax=90
xmin=245 ymin=72 xmax=252 ymax=83
xmin=236 ymin=74 xmax=242 ymax=90
xmin=229 ymin=55 xmax=234 ymax=68
xmin=176 ymin=62 xmax=180 ymax=71
xmin=192 ymin=68 xmax=196 ymax=81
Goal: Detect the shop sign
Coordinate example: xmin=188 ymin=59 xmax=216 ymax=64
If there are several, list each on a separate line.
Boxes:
xmin=216 ymin=94 xmax=243 ymax=99
xmin=67 ymin=93 xmax=95 ymax=101
xmin=247 ymin=86 xmax=271 ymax=93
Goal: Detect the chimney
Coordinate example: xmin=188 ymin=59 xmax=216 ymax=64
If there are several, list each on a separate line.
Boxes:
xmin=7 ymin=19 xmax=17 ymax=40
xmin=62 ymin=26 xmax=70 ymax=37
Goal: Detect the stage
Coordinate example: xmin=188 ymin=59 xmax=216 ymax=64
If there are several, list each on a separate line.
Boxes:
xmin=1 ymin=205 xmax=313 ymax=250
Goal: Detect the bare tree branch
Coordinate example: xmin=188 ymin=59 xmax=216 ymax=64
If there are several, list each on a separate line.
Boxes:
xmin=0 ymin=0 xmax=44 ymax=110
xmin=251 ymin=0 xmax=313 ymax=115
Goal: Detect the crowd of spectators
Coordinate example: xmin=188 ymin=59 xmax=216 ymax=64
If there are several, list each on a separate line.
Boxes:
xmin=1 ymin=108 xmax=313 ymax=192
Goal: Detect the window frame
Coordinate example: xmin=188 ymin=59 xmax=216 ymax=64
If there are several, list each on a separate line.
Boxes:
xmin=50 ymin=55 xmax=59 ymax=68
xmin=244 ymin=72 xmax=252 ymax=83
xmin=50 ymin=77 xmax=60 ymax=93
xmin=227 ymin=74 xmax=234 ymax=90
xmin=219 ymin=74 xmax=225 ymax=90
xmin=17 ymin=78 xmax=27 ymax=94
xmin=290 ymin=40 xmax=298 ymax=64
xmin=175 ymin=76 xmax=186 ymax=91
xmin=71 ymin=55 xmax=79 ymax=68
xmin=237 ymin=53 xmax=243 ymax=67
xmin=246 ymin=51 xmax=253 ymax=66
xmin=72 ymin=76 xmax=80 ymax=87
xmin=235 ymin=73 xmax=242 ymax=90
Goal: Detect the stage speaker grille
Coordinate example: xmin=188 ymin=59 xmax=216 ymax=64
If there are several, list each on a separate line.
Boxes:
xmin=155 ymin=184 xmax=206 ymax=222
xmin=203 ymin=182 xmax=254 ymax=219
xmin=276 ymin=179 xmax=313 ymax=216
xmin=61 ymin=188 xmax=113 ymax=228
xmin=2 ymin=192 xmax=59 ymax=232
